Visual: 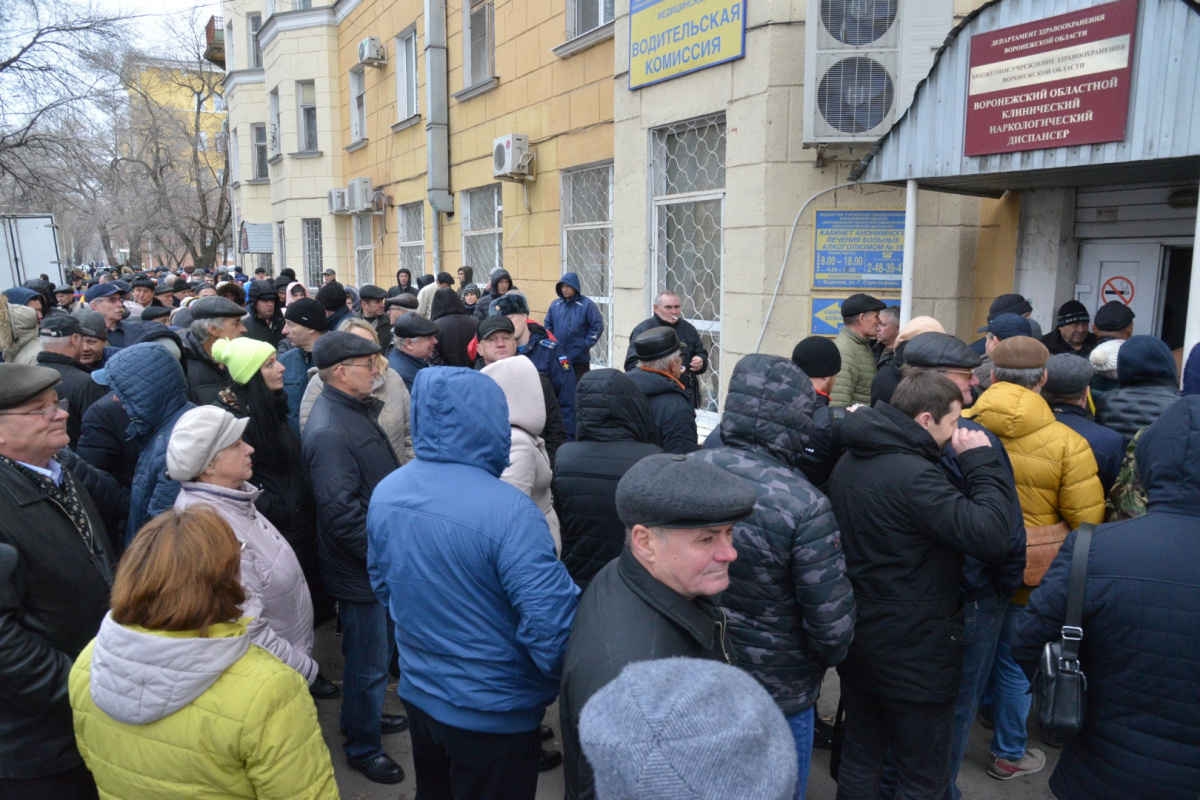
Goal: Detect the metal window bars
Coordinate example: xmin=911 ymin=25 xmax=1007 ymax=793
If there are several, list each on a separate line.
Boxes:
xmin=397 ymin=202 xmax=425 ymax=275
xmin=463 ymin=185 xmax=503 ymax=279
xmin=354 ymin=214 xmax=375 ymax=286
xmin=562 ymin=164 xmax=614 ymax=366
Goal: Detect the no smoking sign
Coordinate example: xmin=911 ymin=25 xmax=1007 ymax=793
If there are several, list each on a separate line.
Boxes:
xmin=1101 ymin=276 xmax=1135 ymax=305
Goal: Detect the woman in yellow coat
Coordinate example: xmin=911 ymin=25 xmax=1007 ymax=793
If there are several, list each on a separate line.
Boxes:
xmin=69 ymin=505 xmax=340 ymax=800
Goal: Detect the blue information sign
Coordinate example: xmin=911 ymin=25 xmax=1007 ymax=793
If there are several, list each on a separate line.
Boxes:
xmin=811 ymin=297 xmax=900 ymax=336
xmin=813 ymin=210 xmax=905 ymax=290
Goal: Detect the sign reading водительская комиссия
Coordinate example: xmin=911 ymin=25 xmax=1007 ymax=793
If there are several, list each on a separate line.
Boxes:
xmin=964 ymin=0 xmax=1138 ymax=156
xmin=628 ymin=0 xmax=745 ymax=90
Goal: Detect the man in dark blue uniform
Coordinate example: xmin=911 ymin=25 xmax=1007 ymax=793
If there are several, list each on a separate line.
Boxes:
xmin=496 ymin=294 xmax=576 ymax=438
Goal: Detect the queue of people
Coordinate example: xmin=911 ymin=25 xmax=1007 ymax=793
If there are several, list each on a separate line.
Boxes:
xmin=1 ymin=264 xmax=1198 ymax=800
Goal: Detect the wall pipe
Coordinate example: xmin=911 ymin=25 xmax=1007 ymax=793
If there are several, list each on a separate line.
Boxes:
xmin=424 ymin=0 xmax=452 ymax=272
xmin=901 ymin=179 xmax=918 ymax=327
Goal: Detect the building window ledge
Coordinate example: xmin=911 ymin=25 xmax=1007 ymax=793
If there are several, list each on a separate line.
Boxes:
xmin=391 ymin=114 xmax=422 ymax=133
xmin=453 ymin=77 xmax=499 ymax=102
xmin=244 ymin=178 xmax=270 ymax=185
xmin=345 ymin=138 xmax=369 ymax=153
xmin=267 ymin=154 xmax=283 ymax=165
xmin=552 ymin=21 xmax=615 ymax=59
xmin=288 ymin=149 xmax=323 ymax=159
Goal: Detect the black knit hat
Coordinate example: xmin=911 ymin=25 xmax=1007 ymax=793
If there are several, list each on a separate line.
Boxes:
xmin=790 ymin=336 xmax=841 ymax=378
xmin=1056 ymin=300 xmax=1090 ymax=327
xmin=283 ymin=298 xmax=328 ymax=332
xmin=316 ymin=280 xmax=348 ymax=312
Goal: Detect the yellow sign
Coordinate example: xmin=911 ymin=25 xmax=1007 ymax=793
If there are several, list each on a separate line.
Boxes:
xmin=629 ymin=0 xmax=746 ymax=90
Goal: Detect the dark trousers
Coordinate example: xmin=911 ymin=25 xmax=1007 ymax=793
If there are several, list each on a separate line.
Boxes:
xmin=406 ymin=701 xmax=540 ymax=800
xmin=0 ymin=765 xmax=99 ymax=800
xmin=835 ymin=680 xmax=954 ymax=800
xmin=572 ymin=362 xmax=590 ymax=381
xmin=340 ymin=599 xmax=390 ymax=763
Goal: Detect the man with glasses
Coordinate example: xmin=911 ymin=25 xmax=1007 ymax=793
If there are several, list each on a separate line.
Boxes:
xmin=302 ymin=331 xmax=406 ymax=786
xmin=624 ymin=291 xmax=710 ymax=409
xmin=0 ymin=364 xmax=115 ymax=799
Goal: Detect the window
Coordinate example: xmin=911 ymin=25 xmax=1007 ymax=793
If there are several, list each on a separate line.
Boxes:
xmin=264 ymin=0 xmax=275 ymax=18
xmin=297 ymin=81 xmax=317 ymax=151
xmin=275 ymin=221 xmax=287 ymax=272
xmin=252 ymin=123 xmax=269 ymax=178
xmin=463 ymin=0 xmax=494 ymax=89
xmin=350 ymin=68 xmax=367 ymax=143
xmin=213 ymin=93 xmax=225 ymax=112
xmin=302 ymin=219 xmax=323 ymax=285
xmin=354 ymin=215 xmax=375 ymax=285
xmin=194 ymin=90 xmax=205 ymax=112
xmin=562 ymin=164 xmax=613 ymax=366
xmin=462 ymin=184 xmax=502 ymax=277
xmin=395 ymin=30 xmax=418 ymax=121
xmin=267 ymin=89 xmax=280 ymax=157
xmin=247 ymin=13 xmax=262 ymax=69
xmin=570 ymin=0 xmax=614 ymax=38
xmin=296 ymin=0 xmax=312 ymax=8
xmin=230 ymin=127 xmax=240 ymax=183
xmin=397 ymin=202 xmax=425 ymax=274
xmin=650 ymin=114 xmax=726 ymax=422
xmin=225 ymin=22 xmax=234 ymax=70
xmin=198 ymin=131 xmax=209 ymax=151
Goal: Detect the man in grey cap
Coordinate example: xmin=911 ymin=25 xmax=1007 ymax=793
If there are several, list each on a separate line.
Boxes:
xmin=1043 ymin=353 xmax=1124 ymax=493
xmin=560 ymin=452 xmax=757 ymax=800
xmin=35 ymin=315 xmax=106 ymax=448
xmin=626 ymin=326 xmax=698 ymax=454
xmin=388 ymin=313 xmax=438 ymax=393
xmin=73 ymin=308 xmax=109 ymax=369
xmin=322 ymin=267 xmax=337 ymax=284
xmin=831 ymin=293 xmax=888 ymax=408
xmin=180 ymin=296 xmax=247 ymax=405
xmin=358 ymin=284 xmax=392 ymax=352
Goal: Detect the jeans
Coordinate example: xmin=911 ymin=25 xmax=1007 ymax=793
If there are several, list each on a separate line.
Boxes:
xmin=340 ymin=599 xmax=390 ymax=763
xmin=407 ymin=701 xmax=541 ymax=800
xmin=786 ymin=707 xmax=814 ymax=800
xmin=988 ymin=604 xmax=1032 ymax=761
xmin=943 ymin=591 xmax=1006 ymax=800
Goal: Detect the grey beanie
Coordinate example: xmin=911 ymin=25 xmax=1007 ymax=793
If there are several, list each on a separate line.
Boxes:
xmin=580 ymin=657 xmax=797 ymax=800
xmin=1044 ymin=353 xmax=1095 ymax=397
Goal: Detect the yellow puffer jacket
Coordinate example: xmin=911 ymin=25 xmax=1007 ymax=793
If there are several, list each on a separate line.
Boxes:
xmin=964 ymin=381 xmax=1105 ymax=529
xmin=69 ymin=614 xmax=339 ymax=800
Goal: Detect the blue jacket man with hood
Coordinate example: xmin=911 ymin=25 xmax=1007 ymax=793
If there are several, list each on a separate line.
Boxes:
xmin=543 ymin=273 xmax=604 ymax=373
xmin=368 ymin=367 xmax=579 ymax=788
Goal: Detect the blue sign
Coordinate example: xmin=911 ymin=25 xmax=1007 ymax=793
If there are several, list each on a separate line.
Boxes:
xmin=814 ymin=210 xmax=905 ymax=290
xmin=811 ymin=297 xmax=900 ymax=336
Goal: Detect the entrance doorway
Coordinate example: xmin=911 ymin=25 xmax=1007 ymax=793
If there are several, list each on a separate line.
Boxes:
xmin=1160 ymin=247 xmax=1193 ymax=351
xmin=1077 ymin=242 xmax=1163 ymax=336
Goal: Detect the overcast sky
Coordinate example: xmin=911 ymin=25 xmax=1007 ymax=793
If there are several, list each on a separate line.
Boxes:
xmin=110 ymin=0 xmax=222 ymax=52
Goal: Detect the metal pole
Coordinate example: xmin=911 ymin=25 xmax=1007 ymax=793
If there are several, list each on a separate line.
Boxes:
xmin=1182 ymin=189 xmax=1200 ymax=387
xmin=901 ymin=179 xmax=918 ymax=327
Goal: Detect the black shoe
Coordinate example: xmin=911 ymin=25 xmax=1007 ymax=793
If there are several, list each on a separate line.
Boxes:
xmin=541 ymin=724 xmax=554 ymax=741
xmin=977 ymin=706 xmax=995 ymax=730
xmin=309 ymin=674 xmax=341 ymax=700
xmin=813 ymin=718 xmax=834 ymax=751
xmin=1041 ymin=731 xmax=1065 ymax=749
xmin=539 ymin=748 xmax=563 ymax=772
xmin=340 ymin=714 xmax=410 ymax=735
xmin=348 ymin=753 xmax=405 ymax=784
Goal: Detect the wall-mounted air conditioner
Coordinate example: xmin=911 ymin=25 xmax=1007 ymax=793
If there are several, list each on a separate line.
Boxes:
xmin=358 ymin=36 xmax=386 ymax=67
xmin=327 ymin=188 xmax=349 ymax=215
xmin=494 ymin=134 xmax=533 ymax=181
xmin=347 ymin=176 xmax=374 ymax=212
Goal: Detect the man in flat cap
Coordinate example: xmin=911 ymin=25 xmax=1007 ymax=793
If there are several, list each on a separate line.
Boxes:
xmin=388 ymin=313 xmax=439 ymax=393
xmin=54 ymin=284 xmax=79 ymax=314
xmin=280 ymin=298 xmax=329 ymax=433
xmin=36 ymin=315 xmax=106 ymax=448
xmin=624 ymin=291 xmax=709 ymax=410
xmin=180 ymin=296 xmax=247 ymax=405
xmin=1043 ymin=300 xmax=1098 ymax=358
xmin=171 ymin=277 xmax=193 ymax=306
xmin=73 ymin=309 xmax=110 ymax=370
xmin=358 ymin=284 xmax=392 ymax=353
xmin=302 ymin=331 xmax=406 ymax=785
xmin=970 ymin=294 xmax=1041 ymax=356
xmin=1092 ymin=300 xmax=1134 ymax=343
xmin=1042 ymin=354 xmax=1123 ymax=493
xmin=560 ymin=452 xmax=757 ymax=800
xmin=626 ymin=326 xmax=697 ymax=454
xmin=85 ymin=283 xmax=128 ymax=348
xmin=152 ymin=281 xmax=176 ymax=310
xmin=831 ymin=293 xmax=888 ymax=408
xmin=0 ymin=364 xmax=115 ymax=799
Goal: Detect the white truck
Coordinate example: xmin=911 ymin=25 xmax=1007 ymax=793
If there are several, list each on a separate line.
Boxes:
xmin=1 ymin=214 xmax=63 ymax=292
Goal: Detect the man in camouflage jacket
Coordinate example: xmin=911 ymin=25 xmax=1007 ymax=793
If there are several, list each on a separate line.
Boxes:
xmin=696 ymin=354 xmax=856 ymax=788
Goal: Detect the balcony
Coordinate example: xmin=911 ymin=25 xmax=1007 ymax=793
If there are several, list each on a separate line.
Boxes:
xmin=204 ymin=16 xmax=225 ymax=67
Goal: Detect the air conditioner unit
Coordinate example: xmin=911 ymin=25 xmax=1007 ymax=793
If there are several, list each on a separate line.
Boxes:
xmin=802 ymin=0 xmax=952 ymax=144
xmin=358 ymin=36 xmax=386 ymax=67
xmin=347 ymin=176 xmax=374 ymax=212
xmin=326 ymin=188 xmax=349 ymax=215
xmin=493 ymin=134 xmax=533 ymax=181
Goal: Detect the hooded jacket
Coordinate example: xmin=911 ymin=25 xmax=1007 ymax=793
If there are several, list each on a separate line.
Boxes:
xmin=482 ymin=356 xmax=561 ymax=553
xmin=475 ymin=269 xmax=516 ymax=320
xmin=69 ymin=615 xmax=338 ymax=799
xmin=431 ymin=287 xmax=478 ymax=367
xmin=544 ymin=273 xmax=604 ymax=364
xmin=552 ymin=369 xmax=661 ymax=590
xmin=696 ymin=355 xmax=856 ymax=715
xmin=1095 ymin=335 xmax=1181 ymax=439
xmin=180 ymin=328 xmax=231 ymax=406
xmin=830 ymin=325 xmax=876 ymax=407
xmin=242 ymin=279 xmax=285 ymax=348
xmin=626 ymin=366 xmax=698 ymax=454
xmin=174 ymin=482 xmax=317 ymax=683
xmin=5 ymin=303 xmax=41 ymax=365
xmin=1011 ymin=396 xmax=1200 ymax=800
xmin=827 ymin=403 xmax=1017 ymax=702
xmin=367 ymin=367 xmax=579 ymax=735
xmin=387 ymin=269 xmax=419 ymax=298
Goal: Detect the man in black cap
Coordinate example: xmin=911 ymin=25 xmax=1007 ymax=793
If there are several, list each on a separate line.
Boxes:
xmin=85 ymin=283 xmax=128 ymax=348
xmin=128 ymin=278 xmax=155 ymax=313
xmin=322 ymin=268 xmax=337 ymax=284
xmin=180 ymin=296 xmax=247 ymax=405
xmin=35 ymin=316 xmax=106 ymax=448
xmin=417 ymin=271 xmax=454 ymax=319
xmin=974 ymin=312 xmax=1034 ymax=392
xmin=273 ymin=274 xmax=291 ymax=306
xmin=281 ymin=298 xmax=329 ymax=433
xmin=623 ymin=291 xmax=709 ymax=410
xmin=242 ymin=279 xmax=285 ymax=348
xmin=1093 ymin=300 xmax=1134 ymax=343
xmin=969 ymin=294 xmax=1040 ymax=355
xmin=388 ymin=313 xmax=438 ymax=393
xmin=140 ymin=306 xmax=171 ymax=325
xmin=792 ymin=335 xmax=845 ymax=491
xmin=73 ymin=309 xmax=110 ymax=369
xmin=358 ymin=284 xmax=392 ymax=352
xmin=1042 ymin=300 xmax=1098 ymax=357
xmin=1042 ymin=353 xmax=1124 ymax=493
xmin=385 ymin=293 xmax=419 ymax=333
xmin=54 ymin=284 xmax=79 ymax=314
xmin=626 ymin=326 xmax=697 ymax=454
xmin=0 ymin=365 xmax=116 ymax=800
xmin=301 ymin=332 xmax=405 ymax=785
xmin=831 ymin=293 xmax=888 ymax=408
xmin=171 ymin=277 xmax=193 ymax=306
xmin=153 ymin=281 xmax=176 ymax=309
xmin=560 ymin=452 xmax=758 ymax=800
xmin=316 ymin=280 xmax=351 ymax=331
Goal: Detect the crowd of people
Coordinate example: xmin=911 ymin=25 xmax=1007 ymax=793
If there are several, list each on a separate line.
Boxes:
xmin=1 ymin=262 xmax=1198 ymax=800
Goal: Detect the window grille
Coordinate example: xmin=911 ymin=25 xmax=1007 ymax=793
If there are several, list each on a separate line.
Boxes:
xmin=302 ymin=219 xmax=322 ymax=285
xmin=354 ymin=214 xmax=375 ymax=286
xmin=462 ymin=185 xmax=502 ymax=279
xmin=397 ymin=202 xmax=425 ymax=275
xmin=562 ymin=164 xmax=613 ymax=366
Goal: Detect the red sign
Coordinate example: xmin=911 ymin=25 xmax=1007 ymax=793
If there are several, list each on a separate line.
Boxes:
xmin=964 ymin=0 xmax=1138 ymax=156
xmin=1102 ymin=275 xmax=1135 ymax=305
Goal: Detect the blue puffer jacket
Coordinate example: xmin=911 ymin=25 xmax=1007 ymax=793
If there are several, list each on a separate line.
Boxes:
xmin=101 ymin=343 xmax=195 ymax=544
xmin=1012 ymin=395 xmax=1200 ymax=800
xmin=543 ymin=273 xmax=604 ymax=365
xmin=367 ymin=367 xmax=580 ymax=735
xmin=279 ymin=345 xmax=315 ymax=434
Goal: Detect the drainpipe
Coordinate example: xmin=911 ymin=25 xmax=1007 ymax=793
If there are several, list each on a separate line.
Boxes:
xmin=424 ymin=0 xmax=452 ymax=274
xmin=900 ymin=179 xmax=917 ymax=327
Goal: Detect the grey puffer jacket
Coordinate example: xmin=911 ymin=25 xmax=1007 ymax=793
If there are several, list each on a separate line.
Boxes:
xmin=174 ymin=482 xmax=317 ymax=684
xmin=696 ymin=354 xmax=856 ymax=715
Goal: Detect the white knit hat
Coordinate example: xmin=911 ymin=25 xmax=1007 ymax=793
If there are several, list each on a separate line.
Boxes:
xmin=1090 ymin=338 xmax=1124 ymax=376
xmin=166 ymin=406 xmax=249 ymax=481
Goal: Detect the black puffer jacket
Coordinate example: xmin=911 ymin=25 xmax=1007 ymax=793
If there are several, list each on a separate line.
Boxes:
xmin=431 ymin=287 xmax=478 ymax=368
xmin=552 ymin=369 xmax=661 ymax=590
xmin=1012 ymin=396 xmax=1200 ymax=800
xmin=1095 ymin=335 xmax=1180 ymax=439
xmin=625 ymin=367 xmax=697 ymax=454
xmin=242 ymin=279 xmax=285 ymax=348
xmin=827 ymin=403 xmax=1017 ymax=702
xmin=696 ymin=355 xmax=856 ymax=715
xmin=36 ymin=351 xmax=106 ymax=448
xmin=180 ymin=329 xmax=230 ymax=406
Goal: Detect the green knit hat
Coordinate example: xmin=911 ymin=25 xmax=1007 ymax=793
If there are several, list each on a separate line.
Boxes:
xmin=211 ymin=337 xmax=277 ymax=385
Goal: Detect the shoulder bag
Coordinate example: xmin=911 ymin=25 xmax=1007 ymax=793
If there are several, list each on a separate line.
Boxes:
xmin=1034 ymin=522 xmax=1093 ymax=738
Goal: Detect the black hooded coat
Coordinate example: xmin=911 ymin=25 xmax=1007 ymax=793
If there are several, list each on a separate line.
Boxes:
xmin=242 ymin=279 xmax=285 ymax=348
xmin=431 ymin=287 xmax=478 ymax=368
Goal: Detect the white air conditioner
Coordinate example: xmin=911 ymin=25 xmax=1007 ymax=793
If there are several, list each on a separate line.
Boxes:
xmin=358 ymin=36 xmax=386 ymax=67
xmin=347 ymin=176 xmax=374 ymax=212
xmin=493 ymin=134 xmax=533 ymax=181
xmin=803 ymin=0 xmax=952 ymax=144
xmin=326 ymin=188 xmax=349 ymax=215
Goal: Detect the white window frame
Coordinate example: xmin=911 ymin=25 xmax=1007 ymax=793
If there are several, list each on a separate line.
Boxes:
xmin=297 ymin=80 xmax=317 ymax=151
xmin=275 ymin=220 xmax=287 ymax=272
xmin=561 ymin=163 xmax=614 ymax=366
xmin=230 ymin=127 xmax=240 ymax=183
xmin=462 ymin=184 xmax=503 ymax=277
xmin=354 ymin=214 xmax=376 ymax=286
xmin=462 ymin=0 xmax=494 ymax=90
xmin=247 ymin=13 xmax=263 ymax=69
xmin=568 ymin=0 xmax=614 ymax=40
xmin=267 ymin=88 xmax=281 ymax=157
xmin=350 ymin=68 xmax=367 ymax=144
xmin=395 ymin=29 xmax=419 ymax=122
xmin=302 ymin=218 xmax=323 ymax=285
xmin=251 ymin=123 xmax=269 ymax=179
xmin=225 ymin=21 xmax=234 ymax=71
xmin=397 ymin=202 xmax=425 ymax=274
xmin=264 ymin=0 xmax=275 ymax=19
xmin=213 ymin=92 xmax=225 ymax=112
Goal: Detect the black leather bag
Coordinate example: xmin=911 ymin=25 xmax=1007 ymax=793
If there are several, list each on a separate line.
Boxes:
xmin=1034 ymin=523 xmax=1093 ymax=738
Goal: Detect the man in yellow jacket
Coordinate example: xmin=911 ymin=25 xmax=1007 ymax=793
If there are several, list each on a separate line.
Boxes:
xmin=964 ymin=335 xmax=1104 ymax=783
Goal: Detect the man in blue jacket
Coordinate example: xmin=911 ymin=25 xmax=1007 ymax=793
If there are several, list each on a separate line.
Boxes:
xmin=544 ymin=272 xmax=604 ymax=381
xmin=368 ymin=367 xmax=579 ymax=800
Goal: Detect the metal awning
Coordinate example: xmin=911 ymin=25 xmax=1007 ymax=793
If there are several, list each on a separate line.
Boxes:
xmin=238 ymin=222 xmax=273 ymax=254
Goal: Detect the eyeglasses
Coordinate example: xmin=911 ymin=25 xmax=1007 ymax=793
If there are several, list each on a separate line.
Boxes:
xmin=937 ymin=369 xmax=976 ymax=378
xmin=339 ymin=361 xmax=376 ymax=370
xmin=0 ymin=398 xmax=68 ymax=420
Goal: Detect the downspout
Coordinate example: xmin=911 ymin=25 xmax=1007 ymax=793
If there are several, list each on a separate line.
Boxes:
xmin=900 ymin=179 xmax=917 ymax=327
xmin=424 ymin=0 xmax=452 ymax=273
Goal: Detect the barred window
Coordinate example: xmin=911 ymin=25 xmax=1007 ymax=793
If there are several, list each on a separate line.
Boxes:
xmin=462 ymin=185 xmax=502 ymax=278
xmin=275 ymin=220 xmax=287 ymax=272
xmin=562 ymin=164 xmax=613 ymax=366
xmin=397 ymin=202 xmax=425 ymax=275
xmin=354 ymin=214 xmax=375 ymax=286
xmin=302 ymin=219 xmax=323 ymax=286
